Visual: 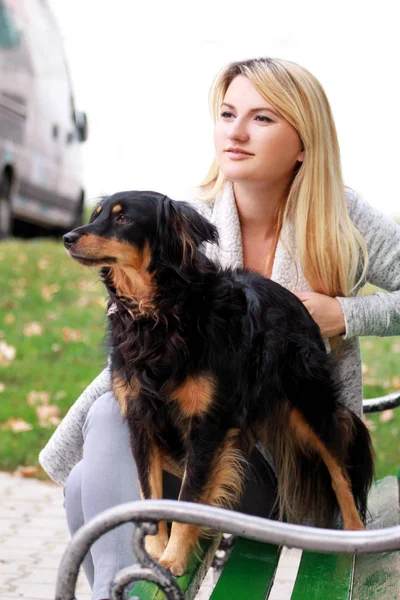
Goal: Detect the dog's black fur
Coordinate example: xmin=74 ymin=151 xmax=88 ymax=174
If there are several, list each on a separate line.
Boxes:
xmin=64 ymin=190 xmax=374 ymax=569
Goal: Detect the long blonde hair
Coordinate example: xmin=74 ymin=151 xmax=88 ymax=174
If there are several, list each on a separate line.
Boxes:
xmin=199 ymin=57 xmax=368 ymax=298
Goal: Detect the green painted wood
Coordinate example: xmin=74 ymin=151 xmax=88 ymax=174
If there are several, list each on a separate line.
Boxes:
xmin=291 ymin=551 xmax=354 ymax=600
xmin=352 ymin=476 xmax=400 ymax=599
xmin=210 ymin=538 xmax=281 ymax=600
xmin=129 ymin=538 xmax=215 ymax=599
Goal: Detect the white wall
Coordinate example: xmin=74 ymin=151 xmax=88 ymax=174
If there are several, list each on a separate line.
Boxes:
xmin=48 ymin=0 xmax=400 ymax=216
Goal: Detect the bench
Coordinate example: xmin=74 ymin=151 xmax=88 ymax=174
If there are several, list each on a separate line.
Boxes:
xmin=55 ymin=391 xmax=400 ymax=600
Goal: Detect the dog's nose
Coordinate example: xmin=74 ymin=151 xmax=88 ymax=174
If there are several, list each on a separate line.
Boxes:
xmin=63 ymin=232 xmax=80 ymax=249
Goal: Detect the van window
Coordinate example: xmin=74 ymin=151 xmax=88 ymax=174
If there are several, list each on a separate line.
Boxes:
xmin=0 ymin=1 xmax=20 ymax=48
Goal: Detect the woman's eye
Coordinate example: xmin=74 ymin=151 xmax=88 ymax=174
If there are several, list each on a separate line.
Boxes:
xmin=255 ymin=115 xmax=273 ymax=123
xmin=220 ymin=111 xmax=234 ymax=119
xmin=116 ymin=214 xmax=131 ymax=224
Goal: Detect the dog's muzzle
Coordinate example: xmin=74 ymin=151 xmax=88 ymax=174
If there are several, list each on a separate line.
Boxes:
xmin=63 ymin=232 xmax=80 ymax=249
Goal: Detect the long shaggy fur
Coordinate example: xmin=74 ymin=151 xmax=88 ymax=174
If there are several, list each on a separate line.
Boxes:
xmin=64 ymin=190 xmax=374 ymax=534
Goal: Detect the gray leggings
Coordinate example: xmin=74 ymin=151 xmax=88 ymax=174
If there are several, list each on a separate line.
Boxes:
xmin=64 ymin=392 xmax=277 ymax=600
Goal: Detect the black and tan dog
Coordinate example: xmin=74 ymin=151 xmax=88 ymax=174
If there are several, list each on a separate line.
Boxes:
xmin=63 ymin=190 xmax=374 ymax=576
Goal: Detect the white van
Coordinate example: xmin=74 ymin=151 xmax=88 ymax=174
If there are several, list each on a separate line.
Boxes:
xmin=0 ymin=0 xmax=87 ymax=238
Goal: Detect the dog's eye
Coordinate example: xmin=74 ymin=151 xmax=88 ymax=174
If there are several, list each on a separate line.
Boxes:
xmin=116 ymin=214 xmax=131 ymax=224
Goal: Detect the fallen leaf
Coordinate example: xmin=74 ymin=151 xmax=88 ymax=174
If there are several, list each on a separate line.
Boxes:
xmin=41 ymin=284 xmax=60 ymax=301
xmin=362 ymin=416 xmax=376 ymax=432
xmin=13 ymin=466 xmax=41 ymax=478
xmin=26 ymin=391 xmax=50 ymax=406
xmin=17 ymin=253 xmax=27 ymax=265
xmin=38 ymin=256 xmax=51 ymax=270
xmin=380 ymin=409 xmax=394 ymax=423
xmin=391 ymin=376 xmax=400 ymax=388
xmin=35 ymin=404 xmax=61 ymax=427
xmin=361 ymin=363 xmax=369 ymax=374
xmin=0 ymin=341 xmax=16 ymax=365
xmin=4 ymin=313 xmax=15 ymax=325
xmin=62 ymin=327 xmax=82 ymax=342
xmin=23 ymin=322 xmax=43 ymax=337
xmin=0 ymin=382 xmax=4 ymax=392
xmin=1 ymin=418 xmax=33 ymax=432
xmin=391 ymin=343 xmax=400 ymax=353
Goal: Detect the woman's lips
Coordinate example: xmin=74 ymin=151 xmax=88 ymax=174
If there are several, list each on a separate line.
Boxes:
xmin=225 ymin=148 xmax=254 ymax=159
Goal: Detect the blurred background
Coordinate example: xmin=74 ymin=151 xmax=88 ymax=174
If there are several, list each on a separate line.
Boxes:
xmin=0 ymin=0 xmax=399 ymax=480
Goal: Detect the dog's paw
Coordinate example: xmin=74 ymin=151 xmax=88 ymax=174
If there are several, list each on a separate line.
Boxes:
xmin=159 ymin=555 xmax=187 ymax=577
xmin=145 ymin=532 xmax=169 ymax=561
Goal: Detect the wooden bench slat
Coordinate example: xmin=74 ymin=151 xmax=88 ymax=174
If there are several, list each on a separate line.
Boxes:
xmin=129 ymin=536 xmax=220 ymax=599
xmin=291 ymin=552 xmax=354 ymax=600
xmin=352 ymin=475 xmax=400 ymax=600
xmin=210 ymin=538 xmax=281 ymax=600
xmin=291 ymin=475 xmax=400 ymax=600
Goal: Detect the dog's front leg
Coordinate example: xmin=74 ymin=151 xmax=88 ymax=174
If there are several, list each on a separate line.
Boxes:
xmin=160 ymin=426 xmax=244 ymax=576
xmin=127 ymin=419 xmax=169 ymax=560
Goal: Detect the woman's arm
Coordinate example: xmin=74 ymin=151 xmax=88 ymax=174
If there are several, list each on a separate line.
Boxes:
xmin=336 ymin=191 xmax=400 ymax=339
xmin=39 ymin=367 xmax=112 ymax=485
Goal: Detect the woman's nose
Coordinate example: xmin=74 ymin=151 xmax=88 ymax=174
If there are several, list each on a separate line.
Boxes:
xmin=227 ymin=119 xmax=249 ymax=142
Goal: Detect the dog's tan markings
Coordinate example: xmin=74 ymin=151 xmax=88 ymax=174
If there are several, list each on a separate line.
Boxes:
xmin=144 ymin=442 xmax=169 ymax=560
xmin=95 ymin=205 xmax=102 ymax=215
xmin=160 ymin=428 xmax=246 ymax=576
xmin=112 ymin=204 xmax=122 ymax=214
xmin=171 ymin=374 xmax=216 ymax=417
xmin=289 ymin=408 xmax=364 ymax=530
xmin=112 ymin=372 xmax=140 ymax=417
xmin=110 ymin=242 xmax=154 ymax=298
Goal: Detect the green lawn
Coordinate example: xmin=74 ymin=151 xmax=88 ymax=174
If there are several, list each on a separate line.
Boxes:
xmin=0 ymin=238 xmax=399 ymax=479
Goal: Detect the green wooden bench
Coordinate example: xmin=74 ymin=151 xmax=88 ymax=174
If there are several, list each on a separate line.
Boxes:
xmin=55 ymin=391 xmax=400 ymax=600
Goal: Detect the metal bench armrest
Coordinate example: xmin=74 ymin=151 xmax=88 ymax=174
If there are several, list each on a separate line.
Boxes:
xmin=363 ymin=390 xmax=400 ymax=413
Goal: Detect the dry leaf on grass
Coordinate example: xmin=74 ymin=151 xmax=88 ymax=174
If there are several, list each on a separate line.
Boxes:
xmin=391 ymin=343 xmax=400 ymax=353
xmin=362 ymin=416 xmax=376 ymax=432
xmin=17 ymin=253 xmax=27 ymax=265
xmin=1 ymin=418 xmax=33 ymax=432
xmin=38 ymin=256 xmax=51 ymax=270
xmin=0 ymin=340 xmax=16 ymax=365
xmin=23 ymin=322 xmax=43 ymax=337
xmin=35 ymin=404 xmax=61 ymax=427
xmin=62 ymin=327 xmax=82 ymax=342
xmin=380 ymin=409 xmax=394 ymax=423
xmin=4 ymin=313 xmax=15 ymax=325
xmin=361 ymin=363 xmax=368 ymax=374
xmin=41 ymin=284 xmax=60 ymax=301
xmin=26 ymin=391 xmax=50 ymax=406
xmin=0 ymin=382 xmax=4 ymax=392
xmin=13 ymin=465 xmax=41 ymax=478
xmin=391 ymin=376 xmax=400 ymax=388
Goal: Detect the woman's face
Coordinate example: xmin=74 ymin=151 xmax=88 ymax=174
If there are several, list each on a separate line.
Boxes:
xmin=214 ymin=75 xmax=304 ymax=186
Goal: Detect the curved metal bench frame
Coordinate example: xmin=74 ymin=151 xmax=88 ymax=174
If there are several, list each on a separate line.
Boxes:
xmin=55 ymin=391 xmax=400 ymax=600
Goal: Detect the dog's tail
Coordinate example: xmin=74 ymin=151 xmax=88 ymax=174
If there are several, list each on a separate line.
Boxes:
xmin=263 ymin=403 xmax=374 ymax=528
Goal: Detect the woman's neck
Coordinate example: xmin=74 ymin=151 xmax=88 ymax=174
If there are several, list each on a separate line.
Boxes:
xmin=233 ymin=181 xmax=286 ymax=238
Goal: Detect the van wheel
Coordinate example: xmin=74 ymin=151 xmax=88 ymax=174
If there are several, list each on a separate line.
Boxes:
xmin=0 ymin=178 xmax=12 ymax=239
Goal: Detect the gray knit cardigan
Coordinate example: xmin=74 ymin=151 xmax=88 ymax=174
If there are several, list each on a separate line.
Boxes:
xmin=39 ymin=184 xmax=400 ymax=485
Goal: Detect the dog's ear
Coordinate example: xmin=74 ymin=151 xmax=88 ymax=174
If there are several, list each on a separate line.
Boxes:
xmin=155 ymin=196 xmax=218 ymax=269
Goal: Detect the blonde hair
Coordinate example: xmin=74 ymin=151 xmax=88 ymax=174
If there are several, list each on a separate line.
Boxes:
xmin=199 ymin=57 xmax=368 ymax=299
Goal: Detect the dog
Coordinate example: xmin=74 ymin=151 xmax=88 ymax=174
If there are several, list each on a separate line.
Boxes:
xmin=63 ymin=190 xmax=374 ymax=576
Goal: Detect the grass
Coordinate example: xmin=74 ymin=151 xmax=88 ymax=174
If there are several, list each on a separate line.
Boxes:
xmin=0 ymin=238 xmax=399 ymax=480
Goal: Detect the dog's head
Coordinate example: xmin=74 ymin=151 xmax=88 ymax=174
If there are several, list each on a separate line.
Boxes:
xmin=63 ymin=190 xmax=218 ymax=275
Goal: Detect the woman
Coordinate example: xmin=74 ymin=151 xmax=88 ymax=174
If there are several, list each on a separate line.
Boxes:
xmin=39 ymin=57 xmax=400 ymax=599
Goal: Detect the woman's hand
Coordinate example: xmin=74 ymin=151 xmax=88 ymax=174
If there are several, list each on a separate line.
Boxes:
xmin=292 ymin=291 xmax=346 ymax=339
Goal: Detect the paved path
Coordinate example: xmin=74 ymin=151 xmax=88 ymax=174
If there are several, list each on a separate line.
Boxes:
xmin=0 ymin=472 xmax=298 ymax=600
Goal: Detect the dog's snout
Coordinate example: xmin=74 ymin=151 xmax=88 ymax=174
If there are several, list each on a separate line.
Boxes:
xmin=63 ymin=231 xmax=80 ymax=249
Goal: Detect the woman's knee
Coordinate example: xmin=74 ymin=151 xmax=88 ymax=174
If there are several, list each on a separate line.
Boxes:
xmin=64 ymin=460 xmax=84 ymax=534
xmin=83 ymin=391 xmax=126 ymax=439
